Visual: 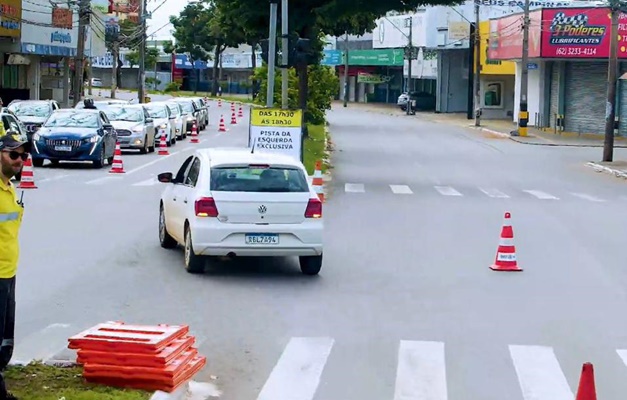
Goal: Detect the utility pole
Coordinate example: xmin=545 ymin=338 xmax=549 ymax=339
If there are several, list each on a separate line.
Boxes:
xmin=280 ymin=0 xmax=288 ymax=109
xmin=517 ymin=0 xmax=530 ymax=136
xmin=406 ymin=16 xmax=413 ymax=116
xmin=473 ymin=1 xmax=481 ymax=126
xmin=266 ymin=0 xmax=278 ymax=107
xmin=110 ymin=9 xmax=119 ymax=99
xmin=343 ymin=31 xmax=348 ymax=107
xmin=152 ymin=34 xmax=158 ymax=90
xmin=603 ymin=0 xmax=620 ymax=162
xmin=137 ymin=0 xmax=147 ymax=103
xmin=72 ymin=0 xmax=89 ymax=107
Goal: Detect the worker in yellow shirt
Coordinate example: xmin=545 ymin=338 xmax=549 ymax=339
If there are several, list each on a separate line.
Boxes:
xmin=0 ymin=132 xmax=30 ymax=400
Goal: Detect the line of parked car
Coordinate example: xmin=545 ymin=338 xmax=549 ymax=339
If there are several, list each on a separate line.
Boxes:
xmin=4 ymin=96 xmax=211 ymax=170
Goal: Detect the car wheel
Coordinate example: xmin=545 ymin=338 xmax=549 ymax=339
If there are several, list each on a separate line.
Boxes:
xmin=32 ymin=159 xmax=44 ymax=168
xmin=159 ymin=205 xmax=178 ymax=249
xmin=184 ymin=225 xmax=205 ymax=274
xmin=299 ymin=255 xmax=322 ymax=276
xmin=93 ymin=146 xmax=105 ymax=168
xmin=140 ymin=137 xmax=148 ymax=154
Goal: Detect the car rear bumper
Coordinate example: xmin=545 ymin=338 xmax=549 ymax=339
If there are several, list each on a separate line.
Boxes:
xmin=190 ymin=219 xmax=323 ymax=257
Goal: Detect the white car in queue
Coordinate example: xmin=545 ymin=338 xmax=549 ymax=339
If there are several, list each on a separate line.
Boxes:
xmin=157 ymin=148 xmax=324 ymax=275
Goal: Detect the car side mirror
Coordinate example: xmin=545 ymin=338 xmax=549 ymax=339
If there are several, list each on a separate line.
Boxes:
xmin=158 ymin=172 xmax=173 ymax=183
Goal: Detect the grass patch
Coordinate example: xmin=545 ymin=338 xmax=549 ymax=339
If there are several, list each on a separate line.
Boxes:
xmin=5 ymin=362 xmax=152 ymax=400
xmin=303 ymin=123 xmax=329 ymax=175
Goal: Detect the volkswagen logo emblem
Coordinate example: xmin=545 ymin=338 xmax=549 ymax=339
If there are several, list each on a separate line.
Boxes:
xmin=61 ymin=140 xmax=66 ymax=144
xmin=258 ymin=205 xmax=267 ymax=214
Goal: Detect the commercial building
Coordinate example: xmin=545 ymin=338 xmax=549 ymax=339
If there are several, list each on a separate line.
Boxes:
xmin=488 ymin=5 xmax=620 ymax=134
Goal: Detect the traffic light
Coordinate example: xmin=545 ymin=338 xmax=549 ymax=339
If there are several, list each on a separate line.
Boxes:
xmin=292 ymin=38 xmax=312 ymax=66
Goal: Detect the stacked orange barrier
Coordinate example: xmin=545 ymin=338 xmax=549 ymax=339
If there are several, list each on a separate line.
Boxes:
xmin=68 ymin=321 xmax=206 ymax=393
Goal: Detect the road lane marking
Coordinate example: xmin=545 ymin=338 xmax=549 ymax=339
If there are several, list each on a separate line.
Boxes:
xmin=523 ymin=190 xmax=559 ymax=200
xmin=479 ymin=187 xmax=510 ymax=198
xmin=390 ymin=184 xmax=413 ymax=194
xmin=256 ymin=337 xmax=334 ymax=400
xmin=11 ymin=323 xmax=75 ymax=366
xmin=393 ymin=340 xmax=448 ymax=400
xmin=132 ymin=177 xmax=158 ymax=186
xmin=509 ymin=345 xmax=573 ymax=400
xmin=570 ymin=192 xmax=605 ymax=202
xmin=345 ymin=183 xmax=365 ymax=193
xmin=434 ymin=186 xmax=462 ymax=196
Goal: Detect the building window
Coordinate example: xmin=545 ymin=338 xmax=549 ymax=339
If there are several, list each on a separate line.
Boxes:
xmin=483 ymin=81 xmax=504 ymax=109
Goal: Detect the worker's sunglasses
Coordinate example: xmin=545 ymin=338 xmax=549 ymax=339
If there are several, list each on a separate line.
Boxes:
xmin=2 ymin=151 xmax=28 ymax=161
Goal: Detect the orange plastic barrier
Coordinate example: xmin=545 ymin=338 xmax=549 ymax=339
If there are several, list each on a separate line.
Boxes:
xmin=68 ymin=321 xmax=205 ymax=393
xmin=77 ymin=336 xmax=195 ymax=368
xmin=68 ymin=321 xmax=189 ymax=354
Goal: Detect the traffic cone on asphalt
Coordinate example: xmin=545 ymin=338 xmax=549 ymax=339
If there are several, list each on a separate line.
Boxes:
xmin=218 ymin=115 xmax=227 ymax=132
xmin=238 ymin=104 xmax=243 ymax=118
xmin=490 ymin=212 xmax=522 ymax=271
xmin=218 ymin=98 xmax=222 ymax=107
xmin=17 ymin=154 xmax=37 ymax=189
xmin=190 ymin=122 xmax=199 ymax=143
xmin=575 ymin=363 xmax=597 ymax=400
xmin=157 ymin=133 xmax=169 ymax=155
xmin=109 ymin=141 xmax=125 ymax=173
xmin=312 ymin=160 xmax=324 ymax=202
xmin=230 ymin=102 xmax=235 ymax=112
xmin=230 ymin=111 xmax=237 ymax=124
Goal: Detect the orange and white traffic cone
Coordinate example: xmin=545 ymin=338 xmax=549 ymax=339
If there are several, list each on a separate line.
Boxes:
xmin=109 ymin=141 xmax=125 ymax=173
xmin=230 ymin=102 xmax=235 ymax=112
xmin=238 ymin=104 xmax=243 ymax=118
xmin=575 ymin=363 xmax=597 ymax=400
xmin=218 ymin=115 xmax=227 ymax=132
xmin=190 ymin=122 xmax=199 ymax=143
xmin=218 ymin=98 xmax=222 ymax=107
xmin=230 ymin=111 xmax=237 ymax=124
xmin=312 ymin=160 xmax=324 ymax=202
xmin=490 ymin=212 xmax=522 ymax=271
xmin=157 ymin=133 xmax=169 ymax=155
xmin=18 ymin=154 xmax=37 ymax=189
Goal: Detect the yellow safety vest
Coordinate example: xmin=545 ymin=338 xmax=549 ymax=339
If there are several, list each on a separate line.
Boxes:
xmin=0 ymin=179 xmax=23 ymax=278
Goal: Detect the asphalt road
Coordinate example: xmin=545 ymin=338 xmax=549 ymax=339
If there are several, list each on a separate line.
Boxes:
xmin=11 ymin=99 xmax=627 ymax=400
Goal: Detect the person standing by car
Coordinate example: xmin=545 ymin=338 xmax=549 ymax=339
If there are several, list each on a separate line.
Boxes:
xmin=0 ymin=133 xmax=30 ymax=400
xmin=83 ymin=98 xmax=97 ymax=110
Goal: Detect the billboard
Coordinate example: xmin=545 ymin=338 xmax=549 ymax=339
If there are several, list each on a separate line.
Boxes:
xmin=541 ymin=7 xmax=622 ymax=58
xmin=487 ymin=10 xmax=542 ymax=59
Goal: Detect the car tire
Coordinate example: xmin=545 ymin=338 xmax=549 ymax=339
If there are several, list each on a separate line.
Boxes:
xmin=184 ymin=225 xmax=205 ymax=274
xmin=299 ymin=255 xmax=322 ymax=276
xmin=32 ymin=159 xmax=44 ymax=168
xmin=159 ymin=205 xmax=177 ymax=249
xmin=140 ymin=137 xmax=148 ymax=154
xmin=93 ymin=146 xmax=105 ymax=168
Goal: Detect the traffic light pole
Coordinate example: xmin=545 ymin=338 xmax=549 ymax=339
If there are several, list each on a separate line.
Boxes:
xmin=266 ymin=0 xmax=278 ymax=108
xmin=281 ymin=0 xmax=288 ymax=109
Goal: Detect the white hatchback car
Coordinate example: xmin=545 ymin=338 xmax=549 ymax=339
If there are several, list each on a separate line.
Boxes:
xmin=157 ymin=148 xmax=324 ymax=275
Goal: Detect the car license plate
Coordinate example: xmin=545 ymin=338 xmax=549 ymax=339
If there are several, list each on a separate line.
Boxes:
xmin=54 ymin=145 xmax=72 ymax=151
xmin=245 ymin=234 xmax=279 ymax=245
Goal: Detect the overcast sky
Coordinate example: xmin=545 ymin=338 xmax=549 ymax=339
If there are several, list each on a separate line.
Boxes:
xmin=146 ymin=0 xmax=183 ymax=40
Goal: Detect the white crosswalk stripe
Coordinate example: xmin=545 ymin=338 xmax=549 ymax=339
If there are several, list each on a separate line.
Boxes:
xmin=570 ymin=192 xmax=605 ymax=202
xmin=345 ymin=183 xmax=365 ymax=193
xmin=479 ymin=187 xmax=510 ymax=198
xmin=390 ymin=184 xmax=413 ymax=194
xmin=434 ymin=186 xmax=462 ymax=196
xmin=256 ymin=337 xmax=334 ymax=400
xmin=393 ymin=340 xmax=448 ymax=400
xmin=523 ymin=190 xmax=559 ymax=200
xmin=509 ymin=345 xmax=573 ymax=400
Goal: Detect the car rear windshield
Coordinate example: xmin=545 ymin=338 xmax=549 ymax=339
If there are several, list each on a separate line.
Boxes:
xmin=210 ymin=166 xmax=309 ymax=192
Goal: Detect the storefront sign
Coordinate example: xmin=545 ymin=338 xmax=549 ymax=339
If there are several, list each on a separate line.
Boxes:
xmin=541 ymin=7 xmax=618 ymax=58
xmin=52 ymin=7 xmax=72 ymax=29
xmin=347 ymin=49 xmax=404 ymax=66
xmin=321 ymin=50 xmax=342 ymax=66
xmin=357 ymin=73 xmax=392 ymax=83
xmin=50 ymin=31 xmax=71 ymax=44
xmin=248 ymin=109 xmax=302 ymax=161
xmin=487 ymin=10 xmax=542 ymax=59
xmin=0 ymin=0 xmax=21 ymax=38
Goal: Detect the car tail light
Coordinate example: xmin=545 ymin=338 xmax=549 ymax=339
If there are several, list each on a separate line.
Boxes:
xmin=195 ymin=197 xmax=218 ymax=217
xmin=304 ymin=198 xmax=322 ymax=218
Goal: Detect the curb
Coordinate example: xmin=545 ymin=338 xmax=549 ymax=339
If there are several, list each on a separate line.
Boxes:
xmin=585 ymin=161 xmax=627 ymax=179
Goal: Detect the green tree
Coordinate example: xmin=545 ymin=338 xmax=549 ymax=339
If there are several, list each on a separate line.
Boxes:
xmin=166 ymin=1 xmax=214 ymax=93
xmin=125 ymin=47 xmax=160 ymax=69
xmin=212 ymin=0 xmax=460 ymax=128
